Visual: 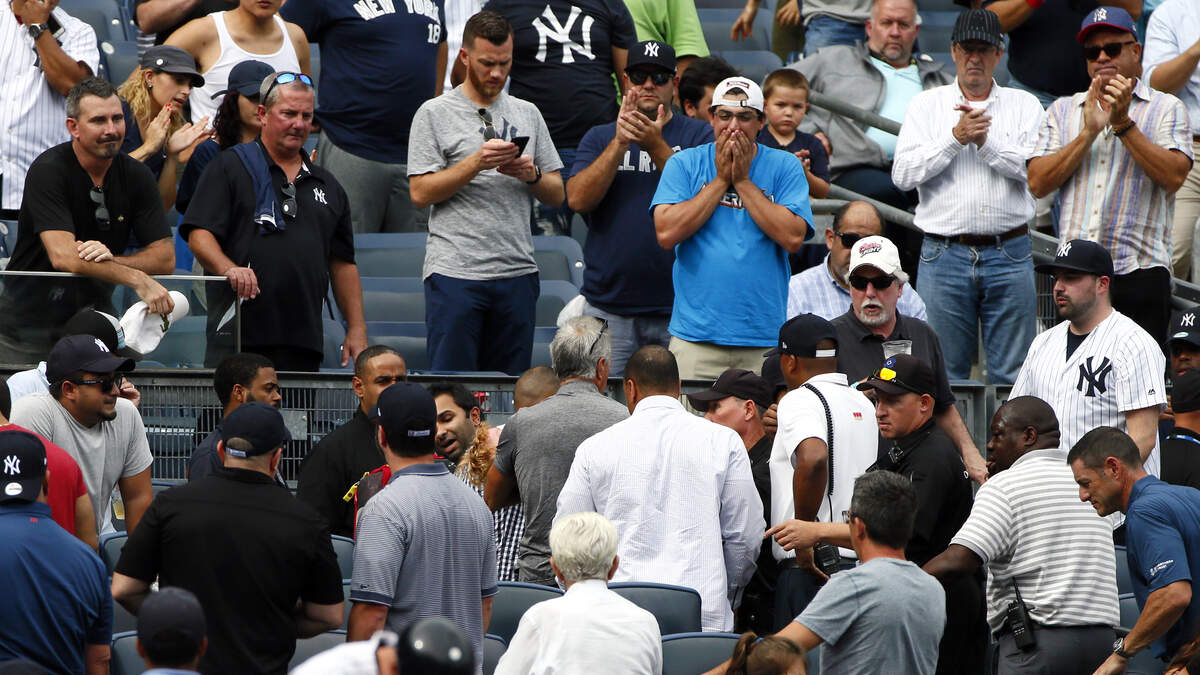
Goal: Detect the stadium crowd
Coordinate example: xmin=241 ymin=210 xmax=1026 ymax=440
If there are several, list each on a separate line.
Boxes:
xmin=3 ymin=0 xmax=1200 ymax=672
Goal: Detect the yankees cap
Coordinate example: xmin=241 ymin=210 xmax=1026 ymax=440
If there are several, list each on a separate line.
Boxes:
xmin=626 ymin=40 xmax=676 ymax=73
xmin=0 ymin=429 xmax=47 ymax=504
xmin=45 ymin=334 xmax=136 ymax=384
xmin=767 ymin=314 xmax=838 ymax=358
xmin=1077 ymin=6 xmax=1136 ymax=44
xmin=1170 ymin=305 xmax=1200 ymax=348
xmin=857 ymin=354 xmax=937 ymax=397
xmin=370 ymin=382 xmax=437 ymax=453
xmin=1035 ymin=239 xmax=1114 ymax=278
xmin=220 ymin=401 xmax=290 ymax=457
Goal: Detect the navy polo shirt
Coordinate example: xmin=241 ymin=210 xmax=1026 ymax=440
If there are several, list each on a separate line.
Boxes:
xmin=0 ymin=502 xmax=112 ymax=674
xmin=282 ymin=0 xmax=445 ymax=163
xmin=1125 ymin=475 xmax=1200 ymax=659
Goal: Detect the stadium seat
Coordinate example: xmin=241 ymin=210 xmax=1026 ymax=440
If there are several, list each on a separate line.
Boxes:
xmin=483 ymin=634 xmax=507 ymax=675
xmin=110 ymin=631 xmax=141 ymax=675
xmin=694 ymin=0 xmax=749 ymax=8
xmin=1118 ymin=593 xmax=1139 ymax=631
xmin=540 ymin=279 xmax=580 ymax=306
xmin=290 ymin=630 xmax=347 ymax=668
xmin=661 ymin=632 xmax=742 ymax=675
xmin=332 ymin=535 xmax=354 ymax=581
xmin=531 ymin=342 xmax=552 ymax=367
xmin=342 ymin=581 xmax=352 ymax=628
xmin=100 ymin=532 xmax=126 ymax=577
xmin=1115 ymin=594 xmax=1163 ymax=675
xmin=101 ymin=40 xmax=139 ymax=86
xmin=353 ymin=233 xmax=428 ymax=278
xmin=360 ymin=276 xmax=423 ymax=293
xmin=716 ymin=50 xmax=784 ymax=85
xmin=489 ymin=581 xmax=564 ymax=644
xmin=704 ymin=21 xmax=769 ymax=52
xmin=309 ymin=43 xmax=321 ymax=88
xmin=147 ymin=315 xmax=207 ymax=367
xmin=60 ymin=0 xmax=128 ymax=42
xmin=370 ymin=334 xmax=430 ymax=371
xmin=609 ymin=582 xmax=704 ymax=636
xmin=697 ymin=8 xmax=773 ymax=44
xmin=533 ymin=236 xmax=585 ymax=288
xmin=365 ymin=321 xmax=425 ymax=338
xmin=1115 ymin=545 xmax=1131 ymax=595
xmin=321 ymin=318 xmax=348 ymax=370
xmin=535 ymin=294 xmax=566 ymax=327
xmin=114 ymin=601 xmax=137 ymax=635
xmin=363 ymin=290 xmax=425 ymax=322
xmin=916 ymin=10 xmax=958 ymax=53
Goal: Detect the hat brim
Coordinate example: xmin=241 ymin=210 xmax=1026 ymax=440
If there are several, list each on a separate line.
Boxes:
xmin=211 ymin=84 xmax=261 ymax=100
xmin=685 ymin=390 xmax=729 ymax=410
xmin=856 ymin=378 xmax=926 ymax=396
xmin=1169 ymin=331 xmax=1200 ymax=348
xmin=1032 ymin=261 xmax=1111 ymax=277
xmin=1077 ymin=22 xmax=1134 ymax=44
xmin=77 ymin=353 xmax=136 ymax=376
xmin=156 ymin=66 xmax=205 ymax=88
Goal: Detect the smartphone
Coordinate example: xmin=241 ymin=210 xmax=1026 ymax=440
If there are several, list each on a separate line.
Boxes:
xmin=511 ymin=136 xmax=530 ymax=154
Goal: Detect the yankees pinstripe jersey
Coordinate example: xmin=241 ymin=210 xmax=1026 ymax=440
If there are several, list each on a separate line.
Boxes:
xmin=1010 ymin=309 xmax=1166 ymax=477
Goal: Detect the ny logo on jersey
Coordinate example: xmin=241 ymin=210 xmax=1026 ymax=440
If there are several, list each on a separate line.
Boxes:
xmin=2 ymin=456 xmax=19 ymax=476
xmin=1077 ymin=356 xmax=1113 ymax=397
xmin=1056 ymin=241 xmax=1073 ymax=258
xmin=313 ymin=187 xmax=327 ymax=204
xmin=532 ymin=4 xmax=595 ymax=64
xmin=643 ymin=42 xmax=659 ymax=58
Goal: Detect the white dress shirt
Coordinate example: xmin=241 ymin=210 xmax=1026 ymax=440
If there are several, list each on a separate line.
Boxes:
xmin=892 ymin=79 xmax=1044 ymax=236
xmin=1144 ymin=0 xmax=1200 ymax=131
xmin=493 ymin=579 xmax=663 ymax=675
xmin=555 ymin=395 xmax=764 ymax=632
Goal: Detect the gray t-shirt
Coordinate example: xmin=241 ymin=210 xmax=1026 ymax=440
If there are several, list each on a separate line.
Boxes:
xmin=407 ymin=87 xmax=562 ymax=281
xmin=10 ymin=392 xmax=153 ymax=531
xmin=492 ymin=380 xmax=628 ymax=584
xmin=797 ymin=557 xmax=945 ymax=675
xmin=801 ymin=0 xmax=870 ymax=24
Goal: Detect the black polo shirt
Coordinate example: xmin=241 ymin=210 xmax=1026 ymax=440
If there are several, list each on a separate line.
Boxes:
xmin=180 ymin=140 xmax=355 ymax=357
xmin=1162 ymin=425 xmax=1200 ymax=491
xmin=3 ymin=142 xmax=169 ymax=333
xmin=740 ymin=433 xmax=779 ymax=631
xmin=115 ymin=467 xmax=343 ymax=675
xmin=296 ymin=408 xmax=385 ymax=538
xmin=831 ymin=310 xmax=955 ymax=411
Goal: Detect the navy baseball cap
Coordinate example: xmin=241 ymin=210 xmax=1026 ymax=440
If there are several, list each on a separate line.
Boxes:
xmin=1077 ymin=6 xmax=1136 ymax=44
xmin=0 ymin=429 xmax=47 ymax=504
xmin=1170 ymin=305 xmax=1200 ymax=348
xmin=1034 ymin=239 xmax=1114 ymax=278
xmin=370 ymin=382 xmax=436 ymax=452
xmin=220 ymin=401 xmax=290 ymax=457
xmin=767 ymin=314 xmax=838 ymax=358
xmin=760 ymin=353 xmax=787 ymax=395
xmin=45 ymin=334 xmax=136 ymax=384
xmin=626 ymin=40 xmax=676 ymax=73
xmin=213 ymin=59 xmax=274 ymax=99
xmin=857 ymin=354 xmax=937 ymax=397
xmin=137 ymin=587 xmax=206 ymax=657
xmin=686 ymin=368 xmax=774 ymax=411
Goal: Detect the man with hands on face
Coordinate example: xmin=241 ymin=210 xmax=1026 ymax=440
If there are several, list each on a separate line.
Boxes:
xmin=1028 ymin=6 xmax=1193 ymax=346
xmin=651 ymin=76 xmax=812 ymax=380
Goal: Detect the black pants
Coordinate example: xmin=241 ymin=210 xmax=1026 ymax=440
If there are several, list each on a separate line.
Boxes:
xmin=993 ymin=625 xmax=1115 ymax=674
xmin=1110 ymin=266 xmax=1172 ymax=348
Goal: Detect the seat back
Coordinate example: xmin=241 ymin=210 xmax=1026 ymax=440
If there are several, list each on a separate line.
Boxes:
xmin=483 ymin=634 xmax=507 ymax=675
xmin=1119 ymin=593 xmax=1140 ymax=630
xmin=331 ymin=535 xmax=355 ymax=580
xmin=489 ymin=581 xmax=564 ymax=643
xmin=661 ymin=632 xmax=742 ymax=675
xmin=342 ymin=581 xmax=352 ymax=629
xmin=1115 ymin=545 xmax=1132 ymax=596
xmin=609 ymin=582 xmax=704 ymax=636
xmin=290 ymin=630 xmax=347 ymax=669
xmin=111 ymin=631 xmax=142 ymax=675
xmin=100 ymin=532 xmax=127 ymax=577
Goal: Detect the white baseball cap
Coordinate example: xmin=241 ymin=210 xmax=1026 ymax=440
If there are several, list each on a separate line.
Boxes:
xmin=848 ymin=235 xmax=909 ymax=282
xmin=119 ymin=291 xmax=190 ymax=357
xmin=709 ymin=76 xmax=764 ymax=113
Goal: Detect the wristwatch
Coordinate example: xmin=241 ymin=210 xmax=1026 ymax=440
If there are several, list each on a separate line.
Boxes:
xmin=524 ymin=165 xmax=542 ymax=185
xmin=1113 ymin=637 xmax=1133 ymax=658
xmin=27 ymin=23 xmax=49 ymax=40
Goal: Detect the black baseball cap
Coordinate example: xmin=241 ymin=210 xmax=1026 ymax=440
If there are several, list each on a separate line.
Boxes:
xmin=1034 ymin=239 xmax=1114 ymax=278
xmin=137 ymin=587 xmax=206 ymax=657
xmin=45 ymin=334 xmax=136 ymax=384
xmin=1173 ymin=369 xmax=1200 ymax=414
xmin=687 ymin=368 xmax=774 ymax=411
xmin=0 ymin=429 xmax=47 ymax=504
xmin=140 ymin=45 xmax=204 ymax=88
xmin=1170 ymin=305 xmax=1200 ymax=348
xmin=400 ymin=617 xmax=475 ymax=675
xmin=760 ymin=353 xmax=787 ymax=396
xmin=766 ymin=314 xmax=838 ymax=358
xmin=371 ymin=382 xmax=436 ymax=453
xmin=213 ymin=59 xmax=273 ymax=99
xmin=951 ymin=8 xmax=1004 ymax=49
xmin=857 ymin=354 xmax=937 ymax=397
xmin=220 ymin=401 xmax=290 ymax=457
xmin=64 ymin=308 xmax=141 ymax=360
xmin=625 ymin=40 xmax=676 ymax=73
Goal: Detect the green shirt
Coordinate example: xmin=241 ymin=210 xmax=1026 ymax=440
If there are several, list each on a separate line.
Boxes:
xmin=622 ymin=0 xmax=709 ymax=58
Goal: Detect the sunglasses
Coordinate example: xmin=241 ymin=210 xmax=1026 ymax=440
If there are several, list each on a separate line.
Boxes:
xmin=1083 ymin=40 xmax=1136 ymax=61
xmin=280 ymin=181 xmax=297 ymax=220
xmin=262 ymin=72 xmax=313 ymax=102
xmin=714 ymin=110 xmax=759 ymax=123
xmin=90 ymin=186 xmax=110 ymax=230
xmin=479 ymin=108 xmax=497 ymax=141
xmin=833 ymin=231 xmax=863 ymax=249
xmin=627 ymin=70 xmax=673 ymax=87
xmin=71 ymin=375 xmax=121 ymax=392
xmin=848 ymin=274 xmax=897 ymax=291
xmin=870 ymin=365 xmax=923 ymax=395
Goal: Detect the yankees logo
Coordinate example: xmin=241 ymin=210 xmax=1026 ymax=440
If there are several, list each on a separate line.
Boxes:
xmin=644 ymin=42 xmax=659 ymax=58
xmin=94 ymin=338 xmax=109 ymax=353
xmin=532 ymin=4 xmax=595 ymax=64
xmin=2 ymin=455 xmax=19 ymax=476
xmin=1185 ymin=313 xmax=1195 ymax=327
xmin=1077 ymin=356 xmax=1113 ymax=397
xmin=313 ymin=187 xmax=327 ymax=204
xmin=1094 ymin=7 xmax=1107 ymax=20
xmin=1056 ymin=241 xmax=1072 ymax=257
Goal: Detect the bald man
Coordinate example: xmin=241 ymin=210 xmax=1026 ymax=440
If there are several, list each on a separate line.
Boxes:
xmin=513 ymin=367 xmax=561 ymax=411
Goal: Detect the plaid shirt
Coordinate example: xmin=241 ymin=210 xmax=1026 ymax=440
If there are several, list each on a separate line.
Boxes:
xmin=1033 ymin=78 xmax=1193 ymax=275
xmin=462 ymin=480 xmax=524 ymax=582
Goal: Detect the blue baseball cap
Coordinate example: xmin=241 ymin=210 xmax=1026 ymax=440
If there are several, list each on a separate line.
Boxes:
xmin=1077 ymin=6 xmax=1136 ymax=44
xmin=370 ymin=382 xmax=436 ymax=453
xmin=212 ymin=59 xmax=274 ymax=99
xmin=221 ymin=401 xmax=290 ymax=457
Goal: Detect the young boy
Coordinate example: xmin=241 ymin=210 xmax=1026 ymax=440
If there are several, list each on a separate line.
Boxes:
xmin=758 ymin=69 xmax=830 ymax=198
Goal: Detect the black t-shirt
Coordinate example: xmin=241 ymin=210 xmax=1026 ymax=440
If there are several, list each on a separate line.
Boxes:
xmin=1162 ymin=425 xmax=1200 ymax=491
xmin=757 ymin=127 xmax=831 ymax=182
xmin=1066 ymin=330 xmax=1089 ymax=360
xmin=138 ymin=0 xmax=238 ymax=44
xmin=296 ymin=408 xmax=385 ymax=538
xmin=179 ymin=141 xmax=355 ymax=355
xmin=482 ymin=0 xmax=637 ymax=149
xmin=114 ymin=468 xmax=344 ymax=674
xmin=983 ymin=0 xmax=1095 ymax=97
xmin=832 ymin=311 xmax=956 ymax=410
xmin=4 ymin=142 xmax=168 ymax=332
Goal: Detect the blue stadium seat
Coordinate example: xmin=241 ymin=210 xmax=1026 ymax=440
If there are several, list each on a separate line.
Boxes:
xmin=695 ymin=0 xmax=753 ymax=11
xmin=113 ymin=601 xmax=137 ymax=635
xmin=101 ymin=40 xmax=139 ymax=86
xmin=146 ymin=315 xmax=207 ymax=367
xmin=1115 ymin=545 xmax=1131 ymax=595
xmin=290 ymin=630 xmax=347 ymax=669
xmin=110 ymin=631 xmax=141 ymax=675
xmin=1115 ymin=593 xmax=1163 ymax=674
xmin=716 ymin=50 xmax=784 ymax=85
xmin=1118 ymin=593 xmax=1139 ymax=631
xmin=704 ymin=21 xmax=769 ymax=52
xmin=536 ymin=294 xmax=566 ymax=327
xmin=609 ymin=582 xmax=704 ymax=636
xmin=353 ymin=233 xmax=427 ymax=278
xmin=540 ymin=279 xmax=581 ymax=305
xmin=533 ymin=236 xmax=585 ymax=288
xmin=363 ymin=290 xmax=424 ymax=322
xmin=489 ymin=581 xmax=564 ymax=644
xmin=309 ymin=43 xmax=320 ymax=88
xmin=370 ymin=334 xmax=430 ymax=371
xmin=342 ymin=581 xmax=351 ymax=628
xmin=917 ymin=10 xmax=959 ymax=54
xmin=531 ymin=342 xmax=552 ymax=367
xmin=360 ymin=276 xmax=423 ymax=293
xmin=697 ymin=8 xmax=773 ymax=47
xmin=661 ymin=632 xmax=742 ymax=675
xmin=321 ymin=318 xmax=348 ymax=370
xmin=100 ymin=532 xmax=126 ymax=577
xmin=331 ymin=534 xmax=354 ymax=581
xmin=483 ymin=634 xmax=506 ymax=675
xmin=60 ymin=0 xmax=127 ymax=42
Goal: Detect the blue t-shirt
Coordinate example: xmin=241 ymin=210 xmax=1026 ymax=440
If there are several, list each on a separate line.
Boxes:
xmin=1125 ymin=476 xmax=1200 ymax=659
xmin=650 ymin=143 xmax=813 ymax=346
xmin=120 ymin=99 xmax=166 ymax=178
xmin=757 ymin=127 xmax=830 ymax=182
xmin=568 ymin=114 xmax=713 ymax=315
xmin=282 ymin=0 xmax=445 ymax=163
xmin=0 ymin=502 xmax=112 ymax=674
xmin=482 ymin=0 xmax=637 ymax=149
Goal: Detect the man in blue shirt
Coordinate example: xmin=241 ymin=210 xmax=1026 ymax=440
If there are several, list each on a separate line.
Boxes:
xmin=565 ymin=40 xmax=713 ymax=376
xmin=651 ymin=76 xmax=812 ymax=380
xmin=1069 ymin=426 xmax=1200 ymax=671
xmin=0 ymin=427 xmax=112 ymax=674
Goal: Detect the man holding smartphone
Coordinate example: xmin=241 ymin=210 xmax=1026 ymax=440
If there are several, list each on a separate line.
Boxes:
xmin=409 ymin=10 xmax=564 ymax=375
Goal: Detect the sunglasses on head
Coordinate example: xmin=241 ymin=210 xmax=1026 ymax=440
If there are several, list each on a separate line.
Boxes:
xmin=869 ymin=365 xmax=923 ymax=395
xmin=478 ymin=108 xmax=497 ymax=141
xmin=89 ymin=186 xmax=110 ymax=231
xmin=833 ymin=231 xmax=863 ymax=248
xmin=262 ymin=72 xmax=313 ymax=102
xmin=1083 ymin=40 xmax=1136 ymax=61
xmin=848 ymin=274 xmax=897 ymax=291
xmin=627 ymin=70 xmax=673 ymax=87
xmin=586 ymin=320 xmax=609 ymax=355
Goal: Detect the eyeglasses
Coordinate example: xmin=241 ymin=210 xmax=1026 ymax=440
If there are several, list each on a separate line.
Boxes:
xmin=280 ymin=181 xmax=297 ymax=220
xmin=713 ymin=110 xmax=759 ymax=123
xmin=627 ymin=69 xmax=673 ymax=87
xmin=71 ymin=375 xmax=120 ymax=392
xmin=844 ymin=510 xmax=856 ymax=524
xmin=1083 ymin=40 xmax=1136 ymax=61
xmin=262 ymin=72 xmax=313 ymax=102
xmin=848 ymin=274 xmax=897 ymax=291
xmin=478 ymin=108 xmax=497 ymax=141
xmin=90 ymin=186 xmax=110 ymax=230
xmin=833 ymin=231 xmax=863 ymax=249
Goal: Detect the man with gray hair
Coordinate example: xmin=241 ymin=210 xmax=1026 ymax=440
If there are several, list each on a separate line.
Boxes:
xmin=182 ymin=71 xmax=367 ymax=371
xmin=494 ymin=512 xmax=663 ymax=674
xmin=485 ymin=316 xmax=629 ymax=586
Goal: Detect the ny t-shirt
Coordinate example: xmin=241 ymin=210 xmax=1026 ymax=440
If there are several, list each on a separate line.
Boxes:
xmin=982 ymin=0 xmax=1095 ymax=97
xmin=282 ymin=0 xmax=445 ymax=162
xmin=10 ymin=393 xmax=153 ymax=532
xmin=408 ymin=88 xmax=562 ymax=281
xmin=650 ymin=143 xmax=813 ymax=346
xmin=568 ymin=114 xmax=713 ymax=315
xmin=482 ymin=0 xmax=637 ymax=149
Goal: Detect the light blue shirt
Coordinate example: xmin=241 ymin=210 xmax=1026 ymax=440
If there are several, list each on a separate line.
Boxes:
xmin=787 ymin=254 xmax=927 ymax=321
xmin=6 ymin=362 xmax=48 ymax=402
xmin=867 ymin=58 xmax=923 ymax=160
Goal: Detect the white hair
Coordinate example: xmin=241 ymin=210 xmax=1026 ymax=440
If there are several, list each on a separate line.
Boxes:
xmin=549 ymin=512 xmax=618 ymax=583
xmin=549 ymin=316 xmax=610 ymax=380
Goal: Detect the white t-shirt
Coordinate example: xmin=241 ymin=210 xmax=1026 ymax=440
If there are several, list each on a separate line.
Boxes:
xmin=10 ymin=392 xmax=153 ymax=531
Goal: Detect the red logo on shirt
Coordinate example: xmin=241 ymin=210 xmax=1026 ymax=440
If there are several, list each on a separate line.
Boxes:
xmin=852 ymin=412 xmax=863 ymax=419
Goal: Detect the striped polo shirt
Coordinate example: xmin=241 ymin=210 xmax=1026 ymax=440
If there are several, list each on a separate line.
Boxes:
xmin=951 ymin=448 xmax=1120 ymax=635
xmin=350 ymin=463 xmax=498 ymax=674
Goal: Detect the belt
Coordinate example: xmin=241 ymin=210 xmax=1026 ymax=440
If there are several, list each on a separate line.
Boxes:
xmin=924 ymin=224 xmax=1028 ymax=248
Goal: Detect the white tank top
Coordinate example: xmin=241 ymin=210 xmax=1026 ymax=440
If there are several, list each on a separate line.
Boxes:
xmin=190 ymin=11 xmax=301 ymax=125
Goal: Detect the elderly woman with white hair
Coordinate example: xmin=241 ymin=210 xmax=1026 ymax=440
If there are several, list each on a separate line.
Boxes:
xmin=494 ymin=512 xmax=663 ymax=674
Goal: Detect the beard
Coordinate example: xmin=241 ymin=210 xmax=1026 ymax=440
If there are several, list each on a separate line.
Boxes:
xmin=467 ymin=65 xmax=505 ymax=98
xmin=855 ymin=299 xmax=893 ymax=327
xmin=1057 ymin=294 xmax=1097 ymax=323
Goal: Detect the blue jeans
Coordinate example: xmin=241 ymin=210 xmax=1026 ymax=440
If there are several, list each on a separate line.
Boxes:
xmin=582 ymin=300 xmax=671 ymax=377
xmin=802 ymin=15 xmax=865 ymax=56
xmin=424 ymin=272 xmax=538 ymax=375
xmin=916 ymin=235 xmax=1036 ymax=385
xmin=533 ymin=147 xmax=575 ymax=236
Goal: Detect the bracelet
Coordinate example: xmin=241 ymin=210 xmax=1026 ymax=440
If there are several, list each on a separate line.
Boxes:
xmin=525 ymin=166 xmax=542 ymax=185
xmin=1113 ymin=120 xmax=1136 ymax=138
xmin=1024 ymin=0 xmax=1044 ymax=8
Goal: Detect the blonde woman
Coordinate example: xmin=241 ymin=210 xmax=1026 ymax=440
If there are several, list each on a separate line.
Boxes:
xmin=117 ymin=45 xmax=213 ymax=210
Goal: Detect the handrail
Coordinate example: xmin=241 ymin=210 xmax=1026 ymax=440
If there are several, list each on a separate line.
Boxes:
xmin=808 ymin=90 xmax=902 ymax=136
